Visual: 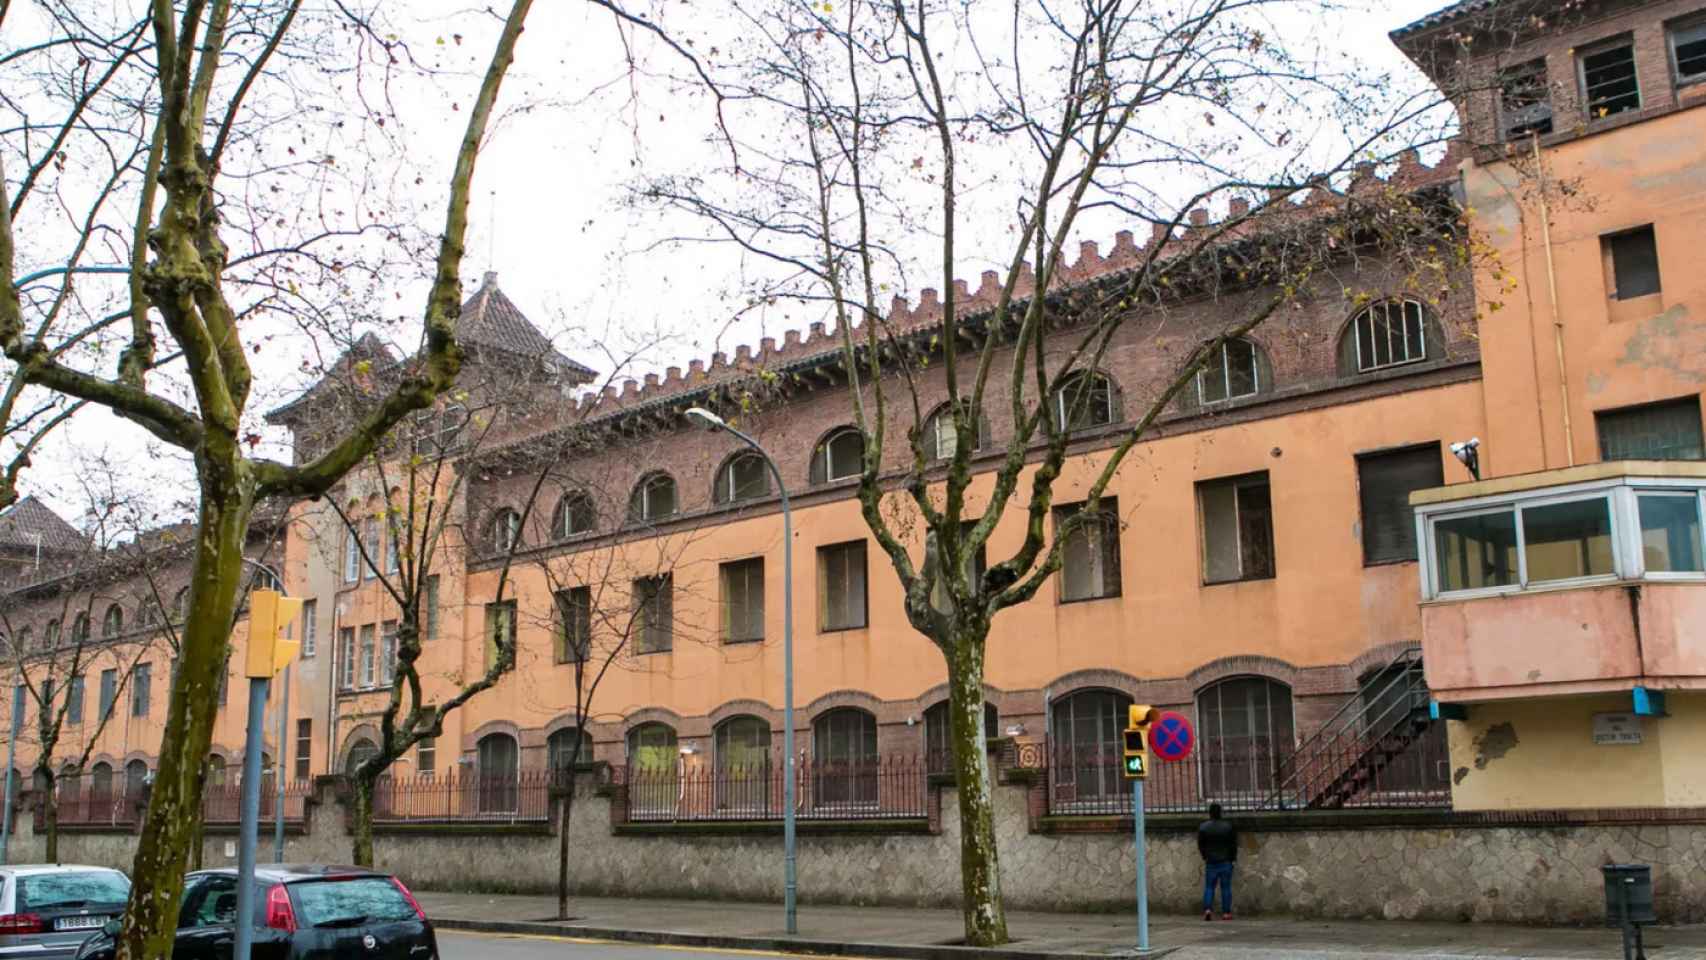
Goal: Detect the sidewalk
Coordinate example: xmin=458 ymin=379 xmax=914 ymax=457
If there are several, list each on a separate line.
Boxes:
xmin=418 ymin=890 xmax=1706 ymax=959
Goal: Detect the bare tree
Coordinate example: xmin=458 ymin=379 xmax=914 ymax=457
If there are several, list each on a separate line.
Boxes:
xmin=639 ymin=0 xmax=1491 ymax=942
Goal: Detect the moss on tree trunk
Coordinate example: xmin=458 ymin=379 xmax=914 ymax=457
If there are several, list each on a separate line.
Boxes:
xmin=351 ymin=774 xmax=376 ymax=868
xmin=947 ymin=633 xmax=1009 ymax=947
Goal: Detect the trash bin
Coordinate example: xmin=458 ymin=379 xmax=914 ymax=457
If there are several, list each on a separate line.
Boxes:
xmin=1602 ymin=864 xmax=1655 ymax=926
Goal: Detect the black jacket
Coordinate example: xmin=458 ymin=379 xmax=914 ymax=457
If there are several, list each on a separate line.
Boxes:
xmin=1197 ymin=817 xmax=1238 ymax=863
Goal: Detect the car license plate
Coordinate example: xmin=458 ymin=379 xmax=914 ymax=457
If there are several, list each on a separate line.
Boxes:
xmin=56 ymin=915 xmax=108 ymax=930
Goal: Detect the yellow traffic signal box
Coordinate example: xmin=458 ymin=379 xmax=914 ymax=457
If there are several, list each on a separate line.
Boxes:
xmin=1123 ymin=704 xmax=1157 ymax=780
xmin=245 ymin=590 xmax=304 ymax=679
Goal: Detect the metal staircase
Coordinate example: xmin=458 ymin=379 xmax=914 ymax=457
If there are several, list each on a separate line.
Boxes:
xmin=1263 ymin=646 xmax=1438 ymax=810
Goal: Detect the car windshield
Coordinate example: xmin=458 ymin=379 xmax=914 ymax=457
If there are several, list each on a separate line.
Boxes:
xmin=289 ymin=878 xmax=416 ymax=927
xmin=18 ymin=871 xmax=130 ymax=911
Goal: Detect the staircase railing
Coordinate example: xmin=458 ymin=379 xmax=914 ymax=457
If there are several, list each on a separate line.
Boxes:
xmin=1262 ymin=646 xmax=1429 ymax=809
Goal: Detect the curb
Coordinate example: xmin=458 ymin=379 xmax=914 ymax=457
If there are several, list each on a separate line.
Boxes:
xmin=433 ymin=917 xmax=1175 ymax=960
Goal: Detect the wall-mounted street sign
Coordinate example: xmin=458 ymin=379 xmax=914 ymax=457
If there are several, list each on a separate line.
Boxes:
xmin=1592 ymin=712 xmax=1642 ymax=746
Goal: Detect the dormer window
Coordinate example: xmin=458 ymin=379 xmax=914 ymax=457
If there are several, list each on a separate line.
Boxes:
xmin=1499 ymin=59 xmax=1552 ymax=139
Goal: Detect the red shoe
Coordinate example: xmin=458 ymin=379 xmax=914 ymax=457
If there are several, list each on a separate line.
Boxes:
xmin=1221 ymin=913 xmax=1234 ymax=921
xmin=1203 ymin=910 xmax=1213 ymax=921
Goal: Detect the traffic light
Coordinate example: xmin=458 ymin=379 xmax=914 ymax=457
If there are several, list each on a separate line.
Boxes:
xmin=245 ymin=589 xmax=304 ymax=679
xmin=1123 ymin=704 xmax=1157 ymax=780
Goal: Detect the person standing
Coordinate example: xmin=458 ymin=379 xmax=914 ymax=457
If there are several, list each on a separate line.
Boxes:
xmin=1197 ymin=802 xmax=1238 ymax=920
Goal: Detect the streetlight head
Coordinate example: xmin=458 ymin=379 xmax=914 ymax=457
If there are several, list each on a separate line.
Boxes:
xmin=685 ymin=407 xmax=726 ymax=429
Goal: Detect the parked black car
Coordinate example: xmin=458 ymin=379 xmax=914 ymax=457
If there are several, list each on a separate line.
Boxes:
xmin=74 ymin=865 xmax=437 ymax=960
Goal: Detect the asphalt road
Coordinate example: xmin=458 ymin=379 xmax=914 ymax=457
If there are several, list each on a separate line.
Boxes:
xmin=438 ymin=931 xmax=804 ymax=960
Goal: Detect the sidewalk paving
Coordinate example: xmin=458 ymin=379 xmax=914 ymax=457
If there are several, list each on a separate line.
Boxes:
xmin=418 ymin=890 xmax=1706 ymax=959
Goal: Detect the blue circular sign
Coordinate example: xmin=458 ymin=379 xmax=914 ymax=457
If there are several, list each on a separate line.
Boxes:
xmin=1151 ymin=710 xmax=1195 ymax=762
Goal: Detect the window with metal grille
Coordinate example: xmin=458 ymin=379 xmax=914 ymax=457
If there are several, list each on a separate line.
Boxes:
xmin=1053 ymin=499 xmax=1122 ymax=602
xmin=1198 ymin=339 xmax=1260 ymax=404
xmin=714 ymin=716 xmax=771 ymax=812
xmin=1352 ymin=300 xmax=1428 ymax=371
xmin=1198 ymin=472 xmax=1276 ymax=583
xmin=1603 ymin=225 xmax=1661 ymax=300
xmin=924 ymin=700 xmax=999 ymax=774
xmin=634 ymin=575 xmax=673 ymax=653
xmin=555 ymin=586 xmax=592 ymax=663
xmin=1196 ymin=677 xmax=1295 ymax=796
xmin=1579 ymin=39 xmax=1640 ymax=118
xmin=295 ymin=719 xmax=312 ymax=780
xmin=1597 ymin=397 xmax=1705 ymax=461
xmin=1357 ymin=444 xmax=1444 ymax=564
xmin=720 ymin=558 xmax=765 ymax=643
xmin=1049 ymin=688 xmax=1132 ymax=803
xmin=476 ymin=733 xmax=519 ymax=813
xmin=714 ymin=453 xmax=770 ymax=504
xmin=817 ymin=540 xmax=868 ymax=631
xmin=812 ymin=708 xmax=878 ymax=806
xmin=1672 ymin=17 xmax=1706 ymax=84
xmin=1500 ymin=58 xmax=1553 ymax=138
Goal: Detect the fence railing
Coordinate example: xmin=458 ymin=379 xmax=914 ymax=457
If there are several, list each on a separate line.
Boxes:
xmin=624 ymin=756 xmax=928 ymax=822
xmin=369 ymin=770 xmax=552 ymax=824
xmin=1046 ymin=736 xmax=1450 ymax=816
xmin=53 ymin=790 xmax=142 ymax=827
xmin=199 ymin=779 xmax=313 ymax=824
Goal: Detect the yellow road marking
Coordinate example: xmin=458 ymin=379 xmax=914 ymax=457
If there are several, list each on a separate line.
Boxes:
xmin=441 ymin=927 xmax=882 ymax=960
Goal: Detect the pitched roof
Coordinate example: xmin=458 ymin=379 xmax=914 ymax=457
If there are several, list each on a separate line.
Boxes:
xmin=1390 ymin=0 xmax=1499 ymax=39
xmin=0 ymin=496 xmax=85 ymax=553
xmin=264 ymin=331 xmax=399 ymax=422
xmin=457 ymin=272 xmax=597 ymax=381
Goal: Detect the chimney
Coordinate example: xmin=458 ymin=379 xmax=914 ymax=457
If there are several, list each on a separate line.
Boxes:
xmin=482 ymin=271 xmax=499 ymax=289
xmin=1229 ymin=197 xmax=1250 ymax=218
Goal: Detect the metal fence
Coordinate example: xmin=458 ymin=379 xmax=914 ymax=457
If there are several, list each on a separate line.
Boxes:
xmin=199 ymin=779 xmax=312 ymax=824
xmin=369 ymin=770 xmax=552 ymax=824
xmin=1046 ymin=736 xmax=1450 ymax=816
xmin=624 ymin=756 xmax=928 ymax=823
xmin=53 ymin=790 xmax=141 ymax=827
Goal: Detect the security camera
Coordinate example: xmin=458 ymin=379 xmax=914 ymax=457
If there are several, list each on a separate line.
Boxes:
xmin=1449 ymin=438 xmax=1481 ymax=481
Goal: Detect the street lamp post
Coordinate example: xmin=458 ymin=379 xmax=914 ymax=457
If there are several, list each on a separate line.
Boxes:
xmin=686 ymin=407 xmax=796 ymax=935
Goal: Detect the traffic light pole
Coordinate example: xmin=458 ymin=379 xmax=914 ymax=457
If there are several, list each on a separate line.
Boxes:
xmin=235 ymin=675 xmax=270 ymax=960
xmin=274 ymin=664 xmax=289 ymax=862
xmin=1134 ymin=777 xmax=1149 ymax=953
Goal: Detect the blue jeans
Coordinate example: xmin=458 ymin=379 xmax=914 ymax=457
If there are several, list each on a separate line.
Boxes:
xmin=1203 ymin=861 xmax=1234 ymax=913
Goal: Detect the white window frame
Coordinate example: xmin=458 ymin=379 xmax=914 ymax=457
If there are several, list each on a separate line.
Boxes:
xmin=720 ymin=454 xmax=768 ymax=503
xmin=493 ymin=509 xmax=521 ymax=552
xmin=1196 ymin=341 xmax=1259 ymax=405
xmin=823 ymin=428 xmax=863 ymax=482
xmin=1416 ymin=477 xmax=1706 ymax=600
xmin=300 ymin=599 xmax=318 ymax=658
xmin=1053 ymin=372 xmax=1114 ymax=429
xmin=343 ymin=529 xmax=360 ymax=583
xmin=1631 ymin=487 xmax=1706 ymax=582
xmin=635 ymin=474 xmax=676 ymax=521
xmin=1353 ymin=300 xmax=1428 ymax=372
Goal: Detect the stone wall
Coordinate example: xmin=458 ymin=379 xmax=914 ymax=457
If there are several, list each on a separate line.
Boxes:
xmin=8 ymin=779 xmax=1704 ymax=925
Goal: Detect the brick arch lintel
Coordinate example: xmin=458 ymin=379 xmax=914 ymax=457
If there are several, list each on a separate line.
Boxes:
xmin=1349 ymin=641 xmax=1421 ymax=680
xmin=801 ymin=688 xmax=884 ymax=724
xmin=707 ymin=698 xmax=778 ymax=730
xmin=1187 ymin=655 xmax=1304 ymax=692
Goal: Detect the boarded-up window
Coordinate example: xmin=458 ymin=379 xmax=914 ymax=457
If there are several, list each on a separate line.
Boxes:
xmin=1603 ymin=225 xmax=1661 ymax=300
xmin=634 ymin=575 xmax=673 ymax=654
xmin=1198 ymin=473 xmax=1275 ymax=583
xmin=1357 ymin=445 xmax=1444 ymax=564
xmin=1053 ymin=499 xmax=1121 ymax=602
xmin=817 ymin=541 xmax=868 ymax=631
xmin=721 ymin=558 xmax=765 ymax=643
xmin=555 ymin=587 xmax=592 ymax=663
xmin=1499 ymin=58 xmax=1553 ymax=138
xmin=1597 ymin=397 xmax=1703 ymax=460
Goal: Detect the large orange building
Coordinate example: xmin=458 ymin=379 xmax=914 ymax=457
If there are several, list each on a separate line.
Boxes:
xmin=3 ymin=0 xmax=1703 ymax=830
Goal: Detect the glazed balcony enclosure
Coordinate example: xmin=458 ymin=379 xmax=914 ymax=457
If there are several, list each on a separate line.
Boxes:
xmin=1411 ymin=461 xmax=1706 ymax=704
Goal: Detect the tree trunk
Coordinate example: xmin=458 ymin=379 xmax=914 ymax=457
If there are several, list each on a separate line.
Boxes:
xmin=351 ymin=774 xmax=375 ymax=868
xmin=116 ymin=478 xmax=251 ymax=960
xmin=42 ymin=781 xmax=58 ymax=863
xmin=946 ymin=631 xmax=1009 ymax=946
xmin=556 ymin=768 xmax=578 ymax=920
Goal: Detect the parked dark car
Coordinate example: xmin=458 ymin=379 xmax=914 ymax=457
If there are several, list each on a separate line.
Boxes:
xmin=0 ymin=865 xmax=132 ymax=959
xmin=74 ymin=865 xmax=436 ymax=960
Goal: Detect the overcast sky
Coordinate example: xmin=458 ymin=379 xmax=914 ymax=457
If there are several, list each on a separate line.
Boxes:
xmin=7 ymin=0 xmax=1455 ymax=529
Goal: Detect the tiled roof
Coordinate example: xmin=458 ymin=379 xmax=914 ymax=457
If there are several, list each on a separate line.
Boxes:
xmin=458 ymin=273 xmax=597 ymax=381
xmin=1390 ymin=0 xmax=1499 ymax=38
xmin=264 ymin=331 xmax=399 ymax=422
xmin=0 ymin=496 xmax=85 ymax=553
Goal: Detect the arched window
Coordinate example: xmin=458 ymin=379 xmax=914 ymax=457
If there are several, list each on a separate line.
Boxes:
xmin=476 ymin=732 xmax=520 ymax=813
xmin=58 ymin=764 xmax=80 ymax=805
xmin=137 ymin=599 xmax=160 ymax=628
xmin=123 ymin=759 xmax=149 ymax=800
xmin=1197 ymin=339 xmax=1261 ymax=405
xmin=207 ymin=755 xmax=228 ymax=788
xmin=344 ymin=738 xmax=379 ymax=779
xmin=923 ymin=700 xmax=999 ymax=774
xmin=172 ymin=588 xmax=190 ymax=622
xmin=1347 ymin=299 xmax=1429 ymax=372
xmin=1196 ymin=676 xmax=1295 ymax=796
xmin=548 ymin=727 xmax=594 ymax=773
xmin=1053 ymin=371 xmax=1117 ymax=431
xmin=713 ymin=452 xmax=770 ymax=505
xmin=1049 ymin=688 xmax=1132 ymax=803
xmin=627 ymin=473 xmax=678 ymax=523
xmin=812 ymin=708 xmax=877 ymax=806
xmin=70 ymin=613 xmax=90 ymax=646
xmin=13 ymin=626 xmax=31 ymax=654
xmin=90 ymin=762 xmax=114 ymax=804
xmin=810 ymin=427 xmax=865 ymax=484
xmin=713 ymin=715 xmax=771 ymax=813
xmin=924 ymin=404 xmax=990 ymax=460
xmin=491 ymin=508 xmax=523 ymax=553
xmin=626 ymin=722 xmax=679 ymax=816
xmin=552 ymin=491 xmax=596 ymax=539
xmin=43 ymin=620 xmax=59 ymax=650
xmin=102 ymin=604 xmax=124 ymax=639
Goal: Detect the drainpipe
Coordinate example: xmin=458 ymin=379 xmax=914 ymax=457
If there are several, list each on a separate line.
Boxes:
xmin=1533 ymin=133 xmax=1575 ymax=467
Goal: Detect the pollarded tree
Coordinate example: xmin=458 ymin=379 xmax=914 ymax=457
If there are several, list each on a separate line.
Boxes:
xmin=641 ymin=0 xmax=1507 ymax=943
xmin=0 ymin=2 xmax=544 ymax=954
